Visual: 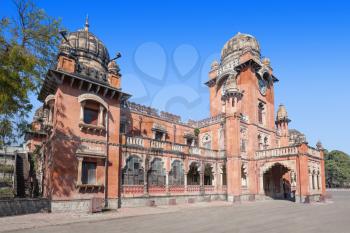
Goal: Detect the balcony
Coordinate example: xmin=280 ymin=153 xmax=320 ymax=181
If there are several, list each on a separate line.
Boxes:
xmin=171 ymin=144 xmax=184 ymax=153
xmin=189 ymin=147 xmax=201 ymax=155
xmin=150 ymin=140 xmax=166 ymax=150
xmin=121 ymin=135 xmax=226 ymax=159
xmin=256 ymin=146 xmax=298 ymax=159
xmin=126 ymin=136 xmax=144 ymax=147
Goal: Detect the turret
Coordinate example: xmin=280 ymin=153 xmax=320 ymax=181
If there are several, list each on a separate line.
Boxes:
xmin=276 ymin=104 xmax=290 ymax=147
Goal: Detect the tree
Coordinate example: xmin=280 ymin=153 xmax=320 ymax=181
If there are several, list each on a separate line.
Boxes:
xmin=325 ymin=150 xmax=350 ymax=188
xmin=0 ymin=0 xmax=61 ymax=147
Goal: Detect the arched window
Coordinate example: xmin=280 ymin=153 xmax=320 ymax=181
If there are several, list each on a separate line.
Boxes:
xmin=204 ymin=164 xmax=214 ymax=186
xmin=316 ymin=170 xmax=320 ymax=190
xmin=122 ymin=156 xmax=144 ymax=185
xmin=148 ymin=158 xmax=166 ymax=186
xmin=169 ymin=160 xmax=184 ymax=185
xmin=78 ymin=93 xmax=108 ymax=128
xmin=264 ymin=136 xmax=269 ymax=149
xmin=187 ymin=162 xmax=200 ymax=185
xmin=258 ymin=102 xmax=265 ymax=125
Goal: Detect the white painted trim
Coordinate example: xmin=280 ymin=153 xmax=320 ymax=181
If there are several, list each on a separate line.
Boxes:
xmin=78 ymin=93 xmax=108 ymax=109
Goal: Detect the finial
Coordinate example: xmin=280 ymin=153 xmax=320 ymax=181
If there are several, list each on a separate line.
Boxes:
xmin=84 ymin=14 xmax=89 ymax=31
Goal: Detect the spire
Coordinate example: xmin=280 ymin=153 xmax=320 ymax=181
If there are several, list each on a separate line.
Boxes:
xmin=84 ymin=15 xmax=89 ymax=31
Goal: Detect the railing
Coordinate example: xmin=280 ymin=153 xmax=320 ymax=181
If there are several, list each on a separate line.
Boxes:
xmin=204 ymin=185 xmax=215 ymax=193
xmin=122 ymin=185 xmax=144 ymax=194
xmin=169 ymin=185 xmax=185 ymax=193
xmin=148 ymin=185 xmax=166 ymax=193
xmin=122 ymin=135 xmax=226 ymax=159
xmin=171 ymin=144 xmax=184 ymax=152
xmin=189 ymin=147 xmax=201 ymax=155
xmin=307 ymin=147 xmax=321 ymax=158
xmin=126 ymin=136 xmax=144 ymax=147
xmin=150 ymin=140 xmax=166 ymax=150
xmin=187 ymin=185 xmax=200 ymax=192
xmin=256 ymin=146 xmax=298 ymax=159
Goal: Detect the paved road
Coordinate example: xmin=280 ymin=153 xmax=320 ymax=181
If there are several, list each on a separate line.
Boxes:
xmin=9 ymin=192 xmax=350 ymax=233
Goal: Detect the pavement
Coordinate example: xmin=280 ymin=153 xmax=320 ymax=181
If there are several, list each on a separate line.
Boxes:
xmin=1 ymin=191 xmax=349 ymax=233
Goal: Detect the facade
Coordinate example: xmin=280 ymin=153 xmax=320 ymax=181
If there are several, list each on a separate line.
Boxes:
xmin=25 ymin=20 xmax=326 ymax=212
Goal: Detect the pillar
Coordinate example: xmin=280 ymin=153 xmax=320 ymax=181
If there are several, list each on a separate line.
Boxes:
xmin=143 ymin=159 xmax=149 ymax=196
xmin=98 ymin=105 xmax=104 ymax=126
xmin=200 ymin=161 xmax=204 ymax=194
xmin=259 ymin=173 xmax=264 ymax=194
xmin=165 ymin=171 xmax=170 ymax=194
xmin=184 ymin=172 xmax=188 ymax=193
xmin=80 ymin=102 xmax=85 ymax=122
xmin=77 ymin=157 xmax=83 ymax=185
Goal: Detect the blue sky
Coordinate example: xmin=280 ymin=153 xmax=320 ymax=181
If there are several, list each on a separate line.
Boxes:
xmin=1 ymin=1 xmax=350 ymax=154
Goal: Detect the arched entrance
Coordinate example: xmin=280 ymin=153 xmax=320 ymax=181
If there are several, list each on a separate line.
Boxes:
xmin=263 ymin=163 xmax=292 ymax=200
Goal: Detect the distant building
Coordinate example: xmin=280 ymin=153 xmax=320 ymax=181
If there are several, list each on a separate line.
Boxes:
xmin=25 ymin=19 xmax=326 ymax=212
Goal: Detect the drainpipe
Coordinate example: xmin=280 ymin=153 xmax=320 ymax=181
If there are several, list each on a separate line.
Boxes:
xmin=104 ymin=104 xmax=109 ymax=208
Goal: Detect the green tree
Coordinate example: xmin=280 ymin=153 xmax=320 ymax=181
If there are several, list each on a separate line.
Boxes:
xmin=325 ymin=150 xmax=350 ymax=188
xmin=0 ymin=0 xmax=61 ymax=147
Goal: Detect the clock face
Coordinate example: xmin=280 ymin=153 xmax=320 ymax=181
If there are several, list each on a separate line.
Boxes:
xmin=258 ymin=78 xmax=267 ymax=95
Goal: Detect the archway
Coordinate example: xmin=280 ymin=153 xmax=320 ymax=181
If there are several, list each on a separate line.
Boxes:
xmin=263 ymin=163 xmax=292 ymax=200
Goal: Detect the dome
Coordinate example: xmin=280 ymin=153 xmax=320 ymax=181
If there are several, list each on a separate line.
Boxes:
xmin=276 ymin=104 xmax=288 ymax=121
xmin=59 ymin=18 xmax=110 ymax=73
xmin=221 ymin=32 xmax=260 ymax=61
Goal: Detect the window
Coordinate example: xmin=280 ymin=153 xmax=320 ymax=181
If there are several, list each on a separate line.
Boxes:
xmin=81 ymin=162 xmax=96 ymax=185
xmin=154 ymin=131 xmax=163 ymax=141
xmin=264 ymin=136 xmax=269 ymax=149
xmin=186 ymin=138 xmax=193 ymax=146
xmin=148 ymin=158 xmax=166 ymax=186
xmin=122 ymin=156 xmax=144 ymax=185
xmin=204 ymin=164 xmax=213 ymax=185
xmin=84 ymin=108 xmax=98 ymax=125
xmin=120 ymin=122 xmax=127 ymax=134
xmin=169 ymin=160 xmax=184 ymax=185
xmin=187 ymin=162 xmax=200 ymax=185
xmin=258 ymin=102 xmax=265 ymax=125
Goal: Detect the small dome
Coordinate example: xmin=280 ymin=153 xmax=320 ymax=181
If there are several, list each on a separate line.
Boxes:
xmin=211 ymin=60 xmax=219 ymax=70
xmin=108 ymin=60 xmax=120 ymax=74
xmin=276 ymin=104 xmax=288 ymax=121
xmin=221 ymin=32 xmax=260 ymax=61
xmin=289 ymin=129 xmax=307 ymax=145
xmin=262 ymin=57 xmax=270 ymax=66
xmin=59 ymin=18 xmax=110 ymax=73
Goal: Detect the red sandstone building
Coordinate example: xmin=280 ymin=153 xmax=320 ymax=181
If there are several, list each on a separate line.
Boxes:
xmin=25 ymin=20 xmax=326 ymax=212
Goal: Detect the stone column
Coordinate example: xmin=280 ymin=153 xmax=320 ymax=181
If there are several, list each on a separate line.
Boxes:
xmin=184 ymin=172 xmax=188 ymax=193
xmin=308 ymin=169 xmax=313 ymax=193
xmin=77 ymin=157 xmax=83 ymax=185
xmin=200 ymin=162 xmax=204 ymax=195
xmin=259 ymin=173 xmax=264 ymax=194
xmin=98 ymin=105 xmax=104 ymax=126
xmin=143 ymin=158 xmax=149 ymax=196
xmin=80 ymin=102 xmax=85 ymax=122
xmin=165 ymin=171 xmax=170 ymax=195
xmin=48 ymin=104 xmax=53 ymax=123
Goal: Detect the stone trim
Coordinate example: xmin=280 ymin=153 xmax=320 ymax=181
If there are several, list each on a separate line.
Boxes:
xmin=78 ymin=93 xmax=108 ymax=109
